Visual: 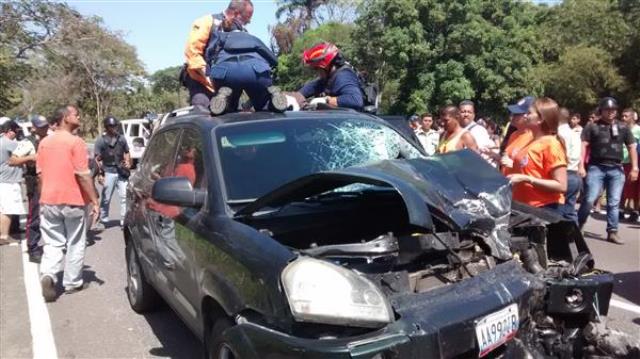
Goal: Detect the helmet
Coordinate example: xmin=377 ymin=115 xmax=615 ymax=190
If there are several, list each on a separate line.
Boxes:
xmin=103 ymin=116 xmax=119 ymax=127
xmin=599 ymin=97 xmax=618 ymax=110
xmin=303 ymin=42 xmax=340 ymax=70
xmin=0 ymin=119 xmax=19 ymax=134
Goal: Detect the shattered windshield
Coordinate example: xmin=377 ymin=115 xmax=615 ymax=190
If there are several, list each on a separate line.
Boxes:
xmin=216 ymin=117 xmax=423 ymax=201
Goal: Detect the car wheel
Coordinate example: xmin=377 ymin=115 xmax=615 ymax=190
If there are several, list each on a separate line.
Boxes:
xmin=126 ymin=243 xmax=160 ymax=313
xmin=206 ymin=318 xmax=238 ymax=359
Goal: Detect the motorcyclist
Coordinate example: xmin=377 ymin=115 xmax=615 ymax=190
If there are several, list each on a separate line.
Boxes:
xmin=206 ymin=17 xmax=287 ymax=115
xmin=297 ymin=42 xmax=365 ymax=111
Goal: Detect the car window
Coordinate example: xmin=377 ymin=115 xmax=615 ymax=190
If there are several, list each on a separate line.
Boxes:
xmin=130 ymin=124 xmax=140 ymax=137
xmin=216 ymin=117 xmax=423 ymax=201
xmin=141 ymin=129 xmax=180 ymax=188
xmin=175 ymin=128 xmax=206 ymax=191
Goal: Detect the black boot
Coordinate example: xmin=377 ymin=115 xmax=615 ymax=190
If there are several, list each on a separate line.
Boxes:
xmin=209 ymin=87 xmax=233 ymax=115
xmin=268 ymin=86 xmax=288 ymax=113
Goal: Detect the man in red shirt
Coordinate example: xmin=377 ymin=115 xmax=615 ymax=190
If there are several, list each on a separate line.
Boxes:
xmin=36 ymin=105 xmax=99 ymax=302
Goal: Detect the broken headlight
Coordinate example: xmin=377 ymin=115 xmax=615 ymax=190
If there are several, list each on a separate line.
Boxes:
xmin=282 ymin=257 xmax=393 ymax=328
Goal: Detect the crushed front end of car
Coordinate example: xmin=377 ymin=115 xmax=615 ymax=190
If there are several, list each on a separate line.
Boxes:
xmin=234 ymin=150 xmax=639 ymax=358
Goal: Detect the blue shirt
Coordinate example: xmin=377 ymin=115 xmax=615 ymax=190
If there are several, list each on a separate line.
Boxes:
xmin=300 ymin=68 xmax=364 ymax=111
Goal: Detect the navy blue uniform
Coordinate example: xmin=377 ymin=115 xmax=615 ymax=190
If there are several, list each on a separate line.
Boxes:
xmin=300 ymin=66 xmax=364 ymax=111
xmin=206 ymin=29 xmax=278 ymax=111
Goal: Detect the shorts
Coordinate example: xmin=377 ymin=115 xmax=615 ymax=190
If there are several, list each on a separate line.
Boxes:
xmin=0 ymin=182 xmax=27 ymax=215
xmin=622 ymin=164 xmax=639 ymax=200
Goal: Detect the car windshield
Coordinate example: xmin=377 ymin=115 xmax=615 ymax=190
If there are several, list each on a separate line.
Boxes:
xmin=216 ymin=117 xmax=423 ymax=202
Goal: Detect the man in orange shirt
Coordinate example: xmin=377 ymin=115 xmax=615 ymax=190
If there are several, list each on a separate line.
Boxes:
xmin=183 ymin=0 xmax=254 ymax=108
xmin=500 ymin=96 xmax=534 ymax=175
xmin=37 ymin=105 xmax=99 ymax=302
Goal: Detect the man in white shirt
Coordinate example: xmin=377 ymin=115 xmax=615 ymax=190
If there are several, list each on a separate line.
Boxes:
xmin=459 ymin=100 xmax=495 ymax=164
xmin=558 ymin=108 xmax=583 ymax=223
xmin=415 ymin=113 xmax=440 ymax=156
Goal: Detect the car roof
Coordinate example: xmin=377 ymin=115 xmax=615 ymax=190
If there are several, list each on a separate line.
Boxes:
xmin=159 ymin=107 xmax=384 ymax=131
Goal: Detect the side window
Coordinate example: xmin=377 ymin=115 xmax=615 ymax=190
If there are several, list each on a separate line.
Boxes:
xmin=130 ymin=124 xmax=140 ymax=137
xmin=175 ymin=128 xmax=206 ymax=190
xmin=141 ymin=129 xmax=181 ymax=190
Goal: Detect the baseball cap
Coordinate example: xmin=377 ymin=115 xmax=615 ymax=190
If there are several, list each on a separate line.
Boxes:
xmin=30 ymin=115 xmax=49 ymax=128
xmin=0 ymin=116 xmax=10 ymax=127
xmin=507 ymin=96 xmax=535 ymax=115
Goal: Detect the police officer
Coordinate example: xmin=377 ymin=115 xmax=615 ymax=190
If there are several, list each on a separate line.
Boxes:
xmin=577 ymin=97 xmax=638 ymax=244
xmin=297 ymin=42 xmax=365 ymax=111
xmin=94 ymin=116 xmax=130 ymax=229
xmin=9 ymin=115 xmax=49 ymax=262
xmin=207 ymin=17 xmax=287 ymax=115
xmin=183 ymin=0 xmax=253 ymax=108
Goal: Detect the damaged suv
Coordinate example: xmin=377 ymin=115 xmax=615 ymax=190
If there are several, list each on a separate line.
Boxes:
xmin=124 ymin=108 xmax=638 ymax=358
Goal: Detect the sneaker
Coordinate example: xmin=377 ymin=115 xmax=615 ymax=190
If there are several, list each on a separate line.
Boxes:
xmin=94 ymin=221 xmax=106 ymax=231
xmin=41 ymin=276 xmax=57 ymax=302
xmin=29 ymin=252 xmax=42 ymax=264
xmin=65 ymin=282 xmax=89 ymax=295
xmin=209 ymin=87 xmax=233 ymax=115
xmin=607 ymin=232 xmax=624 ymax=245
xmin=598 ymin=209 xmax=607 ymax=215
xmin=628 ymin=211 xmax=639 ymax=222
xmin=120 ymin=220 xmax=124 ymax=227
xmin=268 ymin=86 xmax=288 ymax=113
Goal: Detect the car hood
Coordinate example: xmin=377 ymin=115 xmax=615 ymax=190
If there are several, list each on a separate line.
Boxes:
xmin=236 ymin=150 xmax=513 ymax=260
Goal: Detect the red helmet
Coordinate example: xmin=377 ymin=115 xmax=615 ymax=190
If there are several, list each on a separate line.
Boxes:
xmin=303 ymin=42 xmax=339 ymax=70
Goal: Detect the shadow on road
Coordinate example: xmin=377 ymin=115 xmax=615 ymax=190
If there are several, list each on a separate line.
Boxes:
xmin=613 ymin=271 xmax=640 ymax=306
xmin=121 ymin=289 xmax=201 ymax=358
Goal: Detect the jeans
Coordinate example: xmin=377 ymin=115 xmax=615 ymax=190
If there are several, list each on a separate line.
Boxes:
xmin=578 ymin=164 xmax=626 ymax=232
xmin=26 ymin=191 xmax=41 ymax=254
xmin=100 ymin=172 xmax=127 ymax=223
xmin=564 ymin=171 xmax=582 ymax=224
xmin=39 ymin=205 xmax=88 ymax=290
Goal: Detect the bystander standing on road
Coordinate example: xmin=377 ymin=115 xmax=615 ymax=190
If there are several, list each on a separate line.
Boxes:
xmin=558 ymin=107 xmax=583 ymax=223
xmin=8 ymin=115 xmax=49 ymax=262
xmin=620 ymin=108 xmax=640 ymax=222
xmin=459 ymin=100 xmax=494 ymax=164
xmin=499 ymin=96 xmax=535 ymax=175
xmin=415 ymin=113 xmax=440 ymax=156
xmin=507 ymin=97 xmax=568 ymax=216
xmin=94 ymin=116 xmax=131 ymax=229
xmin=577 ymin=97 xmax=638 ymax=244
xmin=37 ymin=105 xmax=99 ymax=302
xmin=569 ymin=112 xmax=583 ymax=133
xmin=437 ymin=106 xmax=478 ymax=154
xmin=0 ymin=120 xmax=26 ymax=246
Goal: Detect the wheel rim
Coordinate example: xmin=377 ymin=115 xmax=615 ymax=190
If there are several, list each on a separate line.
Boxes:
xmin=217 ymin=344 xmax=235 ymax=359
xmin=127 ymin=247 xmax=140 ymax=303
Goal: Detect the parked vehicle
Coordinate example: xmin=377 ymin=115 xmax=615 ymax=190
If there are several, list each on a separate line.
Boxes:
xmin=124 ymin=107 xmax=638 ymax=358
xmin=120 ymin=118 xmax=151 ymax=167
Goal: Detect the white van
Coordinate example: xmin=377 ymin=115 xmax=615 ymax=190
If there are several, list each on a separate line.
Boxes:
xmin=120 ymin=118 xmax=151 ymax=167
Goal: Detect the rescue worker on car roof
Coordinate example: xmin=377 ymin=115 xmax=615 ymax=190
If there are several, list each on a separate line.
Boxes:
xmin=297 ymin=42 xmax=365 ymax=112
xmin=183 ymin=0 xmax=253 ymax=108
xmin=206 ymin=16 xmax=287 ymax=115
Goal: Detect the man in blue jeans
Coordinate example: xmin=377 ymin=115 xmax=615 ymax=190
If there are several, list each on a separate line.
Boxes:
xmin=95 ymin=116 xmax=131 ymax=229
xmin=577 ymin=97 xmax=638 ymax=244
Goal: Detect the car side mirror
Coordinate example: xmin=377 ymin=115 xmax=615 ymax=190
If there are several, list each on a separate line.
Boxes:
xmin=152 ymin=177 xmax=205 ymax=208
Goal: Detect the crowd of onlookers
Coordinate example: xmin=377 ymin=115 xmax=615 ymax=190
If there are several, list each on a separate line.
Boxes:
xmin=0 ymin=106 xmax=112 ymax=302
xmin=407 ymin=97 xmax=639 ymax=244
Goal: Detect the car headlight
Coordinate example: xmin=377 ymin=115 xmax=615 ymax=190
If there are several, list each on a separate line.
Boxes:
xmin=281 ymin=257 xmax=393 ymax=328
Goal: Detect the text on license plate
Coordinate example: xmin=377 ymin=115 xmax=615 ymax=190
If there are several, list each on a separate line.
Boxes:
xmin=475 ymin=303 xmax=519 ymax=357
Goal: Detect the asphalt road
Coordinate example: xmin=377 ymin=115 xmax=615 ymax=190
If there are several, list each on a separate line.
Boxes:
xmin=1 ymin=199 xmax=639 ymax=358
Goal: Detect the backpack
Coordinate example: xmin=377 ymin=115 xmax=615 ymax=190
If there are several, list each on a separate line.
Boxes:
xmin=327 ymin=64 xmax=379 ymax=113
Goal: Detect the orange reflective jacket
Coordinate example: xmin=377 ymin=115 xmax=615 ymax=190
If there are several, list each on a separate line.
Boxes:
xmin=184 ymin=14 xmax=221 ymax=92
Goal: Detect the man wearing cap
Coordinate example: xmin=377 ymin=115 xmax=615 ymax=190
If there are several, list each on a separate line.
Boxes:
xmin=577 ymin=97 xmax=638 ymax=244
xmin=8 ymin=115 xmax=49 ymax=261
xmin=0 ymin=120 xmax=26 ymax=245
xmin=498 ymin=96 xmax=535 ymax=174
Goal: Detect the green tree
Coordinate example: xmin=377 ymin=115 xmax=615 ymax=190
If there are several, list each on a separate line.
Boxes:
xmin=353 ymin=0 xmax=543 ymax=117
xmin=150 ymin=66 xmax=183 ymax=94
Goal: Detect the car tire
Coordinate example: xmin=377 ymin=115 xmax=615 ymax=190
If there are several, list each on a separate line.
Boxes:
xmin=125 ymin=243 xmax=161 ymax=313
xmin=206 ymin=317 xmax=238 ymax=359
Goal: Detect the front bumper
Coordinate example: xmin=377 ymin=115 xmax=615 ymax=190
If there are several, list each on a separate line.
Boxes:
xmin=223 ymin=261 xmax=547 ymax=358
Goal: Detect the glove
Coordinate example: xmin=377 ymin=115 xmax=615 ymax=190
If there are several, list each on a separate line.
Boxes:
xmin=309 ymin=97 xmax=328 ymax=106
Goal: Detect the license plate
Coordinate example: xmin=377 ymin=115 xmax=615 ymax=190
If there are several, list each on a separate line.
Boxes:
xmin=475 ymin=303 xmax=519 ymax=357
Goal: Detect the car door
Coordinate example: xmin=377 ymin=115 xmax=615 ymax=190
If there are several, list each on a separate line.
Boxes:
xmin=148 ymin=127 xmax=207 ymax=326
xmin=128 ymin=128 xmax=181 ymax=280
